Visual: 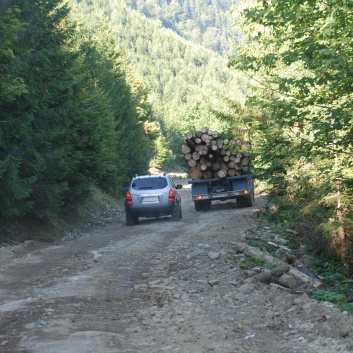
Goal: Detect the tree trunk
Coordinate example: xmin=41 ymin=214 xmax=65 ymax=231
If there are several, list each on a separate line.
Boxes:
xmin=277 ymin=274 xmax=297 ymax=288
xmin=203 ymin=170 xmax=213 ymax=179
xmin=190 ymin=167 xmax=203 ymax=180
xmin=183 ymin=128 xmax=252 ymax=180
xmin=227 ymin=169 xmax=236 ymax=177
xmin=192 ymin=151 xmax=200 ymax=161
xmin=188 ymin=159 xmax=197 ymax=168
xmin=217 ymin=169 xmax=227 ymax=178
xmin=211 ymin=162 xmax=220 ymax=171
xmin=184 ymin=153 xmax=192 ymax=161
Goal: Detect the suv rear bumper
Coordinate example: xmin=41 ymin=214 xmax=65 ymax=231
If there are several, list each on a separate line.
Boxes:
xmin=125 ymin=201 xmax=176 ymax=218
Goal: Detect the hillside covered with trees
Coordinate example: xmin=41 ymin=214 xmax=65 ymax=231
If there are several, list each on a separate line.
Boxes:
xmin=123 ymin=0 xmax=238 ymax=55
xmin=229 ymin=0 xmax=353 ymax=271
xmin=0 ymin=0 xmax=156 ymax=223
xmin=0 ymin=0 xmax=243 ymax=227
xmin=68 ymin=0 xmax=246 ymax=168
xmin=2 ymin=0 xmax=353 ymax=282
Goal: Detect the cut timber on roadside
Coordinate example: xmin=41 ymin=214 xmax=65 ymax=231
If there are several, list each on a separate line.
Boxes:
xmin=232 ymin=242 xmax=326 ymax=290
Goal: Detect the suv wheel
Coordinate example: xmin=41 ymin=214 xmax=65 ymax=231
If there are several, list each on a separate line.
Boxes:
xmin=126 ymin=210 xmax=138 ymax=225
xmin=171 ymin=204 xmax=181 ymax=221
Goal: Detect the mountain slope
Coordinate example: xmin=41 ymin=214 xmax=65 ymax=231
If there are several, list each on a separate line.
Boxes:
xmin=68 ymin=0 xmax=245 ymax=163
xmin=124 ymin=0 xmax=239 ymax=55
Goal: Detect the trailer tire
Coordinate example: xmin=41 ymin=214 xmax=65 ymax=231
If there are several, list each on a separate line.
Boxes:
xmin=203 ymin=200 xmax=212 ymax=211
xmin=244 ymin=195 xmax=253 ymax=207
xmin=194 ymin=201 xmax=203 ymax=211
xmin=237 ymin=197 xmax=245 ymax=208
xmin=194 ymin=200 xmax=211 ymax=211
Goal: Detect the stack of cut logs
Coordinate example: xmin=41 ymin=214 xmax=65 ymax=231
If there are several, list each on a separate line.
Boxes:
xmin=182 ymin=127 xmax=252 ymax=180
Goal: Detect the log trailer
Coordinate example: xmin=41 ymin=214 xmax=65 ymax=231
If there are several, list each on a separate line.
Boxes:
xmin=188 ymin=175 xmax=254 ymax=211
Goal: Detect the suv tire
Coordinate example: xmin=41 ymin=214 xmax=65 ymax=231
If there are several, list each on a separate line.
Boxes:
xmin=126 ymin=210 xmax=138 ymax=225
xmin=171 ymin=203 xmax=181 ymax=221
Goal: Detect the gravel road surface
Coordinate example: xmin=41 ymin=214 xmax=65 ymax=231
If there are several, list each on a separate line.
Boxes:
xmin=1 ymin=179 xmax=352 ymax=353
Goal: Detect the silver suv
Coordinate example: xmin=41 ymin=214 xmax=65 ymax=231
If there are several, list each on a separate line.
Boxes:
xmin=124 ymin=173 xmax=182 ymax=225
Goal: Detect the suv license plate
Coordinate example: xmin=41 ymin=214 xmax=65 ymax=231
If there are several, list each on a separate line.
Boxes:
xmin=142 ymin=196 xmax=159 ymax=203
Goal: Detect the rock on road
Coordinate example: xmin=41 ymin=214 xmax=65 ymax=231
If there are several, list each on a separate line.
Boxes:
xmin=0 ymin=178 xmax=353 ymax=353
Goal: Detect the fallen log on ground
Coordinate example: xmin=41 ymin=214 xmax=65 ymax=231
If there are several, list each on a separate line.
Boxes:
xmin=250 ymin=265 xmax=297 ymax=288
xmin=277 ymin=273 xmax=297 ymax=288
xmin=232 ymin=242 xmax=326 ymax=290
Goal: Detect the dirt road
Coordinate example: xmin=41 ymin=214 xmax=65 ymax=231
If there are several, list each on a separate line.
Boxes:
xmin=1 ymin=179 xmax=352 ymax=353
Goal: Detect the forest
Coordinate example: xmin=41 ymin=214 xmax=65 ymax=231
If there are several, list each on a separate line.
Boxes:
xmin=0 ymin=0 xmax=239 ymax=224
xmin=68 ymin=0 xmax=246 ymax=169
xmin=0 ymin=0 xmax=156 ymax=222
xmin=123 ymin=0 xmax=238 ymax=55
xmin=1 ymin=0 xmax=353 ymax=276
xmin=229 ymin=0 xmax=353 ymax=271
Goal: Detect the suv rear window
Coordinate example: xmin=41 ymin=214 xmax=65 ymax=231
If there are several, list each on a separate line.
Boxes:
xmin=132 ymin=177 xmax=168 ymax=190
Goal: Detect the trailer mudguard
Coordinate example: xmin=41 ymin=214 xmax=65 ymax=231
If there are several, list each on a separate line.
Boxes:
xmin=191 ymin=182 xmax=209 ymax=196
xmin=231 ymin=178 xmax=249 ymax=192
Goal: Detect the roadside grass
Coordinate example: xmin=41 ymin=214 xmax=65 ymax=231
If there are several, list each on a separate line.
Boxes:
xmin=226 ymin=253 xmax=276 ymax=270
xmin=238 ymin=255 xmax=277 ymax=270
xmin=308 ymin=256 xmax=353 ymax=313
xmin=244 ymin=238 xmax=285 ymax=257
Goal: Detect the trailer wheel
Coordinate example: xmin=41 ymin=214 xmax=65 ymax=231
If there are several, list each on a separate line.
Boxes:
xmin=237 ymin=197 xmax=245 ymax=208
xmin=203 ymin=200 xmax=212 ymax=210
xmin=194 ymin=200 xmax=211 ymax=211
xmin=244 ymin=195 xmax=253 ymax=207
xmin=237 ymin=195 xmax=253 ymax=208
xmin=194 ymin=201 xmax=203 ymax=211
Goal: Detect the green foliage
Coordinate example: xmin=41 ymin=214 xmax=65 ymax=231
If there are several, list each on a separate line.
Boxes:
xmin=311 ymin=256 xmax=352 ymax=287
xmin=125 ymin=0 xmax=236 ymax=55
xmin=236 ymin=255 xmax=276 ymax=270
xmin=0 ymin=6 xmax=26 ymax=105
xmin=308 ymin=256 xmax=353 ymax=312
xmin=0 ymin=0 xmax=156 ymax=225
xmin=73 ymin=26 xmax=156 ymax=193
xmin=0 ymin=5 xmax=33 ymax=218
xmin=150 ymin=134 xmax=170 ymax=169
xmin=228 ymin=0 xmax=353 ymax=268
xmin=68 ymin=0 xmax=246 ymax=167
xmin=0 ymin=156 xmax=35 ymax=218
xmin=309 ymin=290 xmax=348 ymax=307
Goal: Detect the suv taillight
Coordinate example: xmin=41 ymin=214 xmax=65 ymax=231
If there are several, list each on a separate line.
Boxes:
xmin=169 ymin=189 xmax=176 ymax=201
xmin=125 ymin=191 xmax=133 ymax=204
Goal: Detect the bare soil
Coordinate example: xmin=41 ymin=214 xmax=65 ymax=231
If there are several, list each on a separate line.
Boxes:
xmin=1 ymin=178 xmax=353 ymax=353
